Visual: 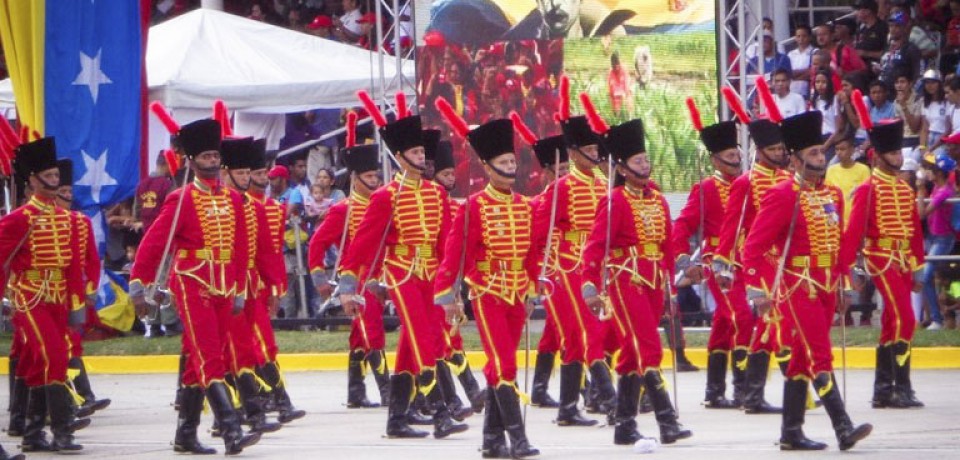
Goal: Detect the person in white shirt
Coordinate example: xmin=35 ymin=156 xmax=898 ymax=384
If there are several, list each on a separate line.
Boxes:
xmin=788 ymin=25 xmax=816 ymax=97
xmin=930 ymin=77 xmax=960 ymax=152
xmin=812 ymin=69 xmax=847 ymax=163
xmin=919 ymin=70 xmax=949 ymax=155
xmin=771 ymin=69 xmax=807 ymax=118
xmin=334 ymin=0 xmax=363 ymax=43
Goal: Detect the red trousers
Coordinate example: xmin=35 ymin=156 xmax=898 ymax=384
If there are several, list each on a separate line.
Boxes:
xmin=782 ymin=283 xmax=836 ymax=379
xmin=608 ymin=273 xmax=665 ymax=375
xmin=706 ymin=274 xmax=756 ymax=351
xmin=471 ymin=292 xmax=526 ymax=385
xmin=729 ymin=276 xmax=791 ymax=354
xmin=872 ymin=268 xmax=916 ymax=344
xmin=536 ymin=313 xmax=561 ymax=354
xmin=172 ymin=275 xmax=233 ymax=387
xmin=245 ymin=288 xmax=278 ymax=364
xmin=385 ymin=266 xmax=441 ymax=375
xmin=349 ymin=291 xmax=386 ymax=352
xmin=601 ymin=319 xmax=620 ymax=356
xmin=15 ymin=305 xmax=70 ymax=386
xmin=542 ymin=270 xmax=604 ymax=365
xmin=225 ymin=303 xmax=260 ymax=374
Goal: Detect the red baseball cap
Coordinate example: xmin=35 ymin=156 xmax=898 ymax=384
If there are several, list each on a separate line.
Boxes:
xmin=268 ymin=165 xmax=289 ymax=179
xmin=307 ymin=15 xmax=333 ymax=29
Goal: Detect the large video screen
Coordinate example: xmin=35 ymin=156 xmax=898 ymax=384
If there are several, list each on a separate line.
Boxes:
xmin=416 ymin=0 xmax=718 ymax=196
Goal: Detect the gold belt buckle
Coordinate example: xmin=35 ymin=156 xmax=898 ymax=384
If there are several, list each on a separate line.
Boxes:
xmin=815 ymin=254 xmax=832 ymax=267
xmin=642 ymin=243 xmax=659 ymax=257
xmin=24 ymin=269 xmax=63 ymax=281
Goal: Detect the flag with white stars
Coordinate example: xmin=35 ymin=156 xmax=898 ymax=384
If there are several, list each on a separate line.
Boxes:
xmin=44 ymin=1 xmax=144 ymax=213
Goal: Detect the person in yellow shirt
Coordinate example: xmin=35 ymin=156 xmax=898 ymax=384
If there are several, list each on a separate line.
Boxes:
xmin=826 ymin=135 xmax=872 ymax=222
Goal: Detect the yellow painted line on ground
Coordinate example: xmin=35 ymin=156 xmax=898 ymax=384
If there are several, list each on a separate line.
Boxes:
xmin=1 ymin=348 xmax=957 ymax=374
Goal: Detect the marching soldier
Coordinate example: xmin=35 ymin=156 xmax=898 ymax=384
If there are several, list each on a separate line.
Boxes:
xmin=338 ymin=92 xmax=467 ymax=439
xmin=433 ymin=114 xmax=540 ymax=459
xmin=246 ymin=138 xmax=306 ymax=423
xmin=130 ymin=117 xmax=261 ymax=455
xmin=530 ymin=78 xmax=616 ymax=426
xmin=54 ymin=159 xmax=112 ymax=418
xmin=309 ymin=120 xmax=390 ymax=409
xmin=842 ymin=98 xmax=924 ymax=409
xmin=524 ymin=133 xmax=567 ymax=409
xmin=219 ymin=136 xmax=284 ymax=435
xmin=742 ymin=110 xmax=872 ymax=451
xmin=713 ymin=88 xmax=792 ymax=414
xmin=1 ymin=137 xmax=89 ymax=452
xmin=580 ymin=118 xmax=693 ymax=447
xmin=672 ymin=102 xmax=748 ymax=410
xmin=424 ymin=128 xmax=484 ymax=418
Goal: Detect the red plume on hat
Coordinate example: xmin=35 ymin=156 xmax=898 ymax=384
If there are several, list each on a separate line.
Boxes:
xmin=510 ymin=111 xmax=537 ymax=146
xmin=213 ymin=100 xmax=233 ymax=137
xmin=435 ymin=96 xmax=470 ymax=138
xmin=0 ymin=117 xmax=21 ymax=176
xmin=850 ymin=89 xmax=873 ymax=131
xmin=755 ymin=76 xmax=783 ymax=123
xmin=721 ymin=87 xmax=751 ymax=124
xmin=162 ymin=149 xmax=181 ymax=174
xmin=579 ymin=93 xmax=609 ymax=134
xmin=356 ymin=90 xmax=388 ymax=128
xmin=345 ymin=111 xmax=358 ymax=148
xmin=150 ymin=101 xmax=181 ymax=135
xmin=558 ymin=75 xmax=571 ymax=121
xmin=685 ymin=97 xmax=704 ymax=132
xmin=395 ymin=92 xmax=409 ymax=119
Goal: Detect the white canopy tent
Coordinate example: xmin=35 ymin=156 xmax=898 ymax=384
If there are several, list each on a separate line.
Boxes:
xmin=0 ymin=8 xmax=414 ymax=165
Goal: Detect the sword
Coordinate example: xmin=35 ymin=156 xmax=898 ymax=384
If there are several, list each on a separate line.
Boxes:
xmin=144 ymin=167 xmax=194 ymax=314
xmin=664 ymin=263 xmax=681 ymax=414
xmin=597 ymin=154 xmax=615 ymax=321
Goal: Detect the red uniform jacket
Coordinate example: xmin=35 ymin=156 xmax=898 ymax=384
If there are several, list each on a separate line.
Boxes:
xmin=131 ymin=180 xmax=249 ymax=298
xmin=339 ymin=174 xmax=451 ymax=288
xmin=581 ymin=184 xmax=675 ymax=293
xmin=434 ymin=185 xmax=539 ymax=305
xmin=531 ymin=166 xmax=606 ymax=274
xmin=742 ymin=178 xmax=846 ymax=296
xmin=671 ymin=173 xmax=735 ymax=263
xmin=73 ymin=211 xmax=101 ymax=297
xmin=243 ymin=196 xmax=285 ymax=297
xmin=839 ymin=169 xmax=925 ymax=276
xmin=0 ymin=195 xmax=85 ymax=311
xmin=715 ymin=164 xmax=790 ymax=267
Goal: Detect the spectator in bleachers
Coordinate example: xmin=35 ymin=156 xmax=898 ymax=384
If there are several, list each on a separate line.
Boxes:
xmin=877 ymin=9 xmax=924 ymax=83
xmin=789 ymin=24 xmax=816 ymax=97
xmin=747 ymin=30 xmax=791 ymax=78
xmin=248 ymin=2 xmax=268 ymax=22
xmin=942 ymin=0 xmax=960 ymax=74
xmin=826 ymin=132 xmax=871 ymax=223
xmin=816 ymin=23 xmax=868 ymax=77
xmin=135 ymin=153 xmax=173 ymax=233
xmin=856 ymin=0 xmax=889 ymax=70
xmin=812 ymin=69 xmax=847 ymax=159
xmin=894 ymin=69 xmax=924 ymax=150
xmin=333 ymin=0 xmax=363 ymax=44
xmin=919 ymin=69 xmax=949 ymax=155
xmin=835 ymin=17 xmax=860 ymax=50
xmin=287 ymin=6 xmax=306 ymax=33
xmin=930 ymin=76 xmax=960 ymax=151
xmin=306 ymin=14 xmax=336 ymax=39
xmin=268 ymin=165 xmax=291 ymax=203
xmin=771 ymin=68 xmax=807 ymax=118
xmin=892 ymin=5 xmax=940 ymax=61
xmin=916 ymin=151 xmax=956 ymax=330
xmin=868 ymin=78 xmax=897 ymax=121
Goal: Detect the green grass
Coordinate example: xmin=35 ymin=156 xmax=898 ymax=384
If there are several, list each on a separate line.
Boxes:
xmin=2 ymin=327 xmax=957 ymax=356
xmin=564 ymin=33 xmax=717 ymax=192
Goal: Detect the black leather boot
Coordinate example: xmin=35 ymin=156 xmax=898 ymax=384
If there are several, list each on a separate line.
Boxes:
xmin=7 ymin=358 xmax=16 ymax=407
xmin=776 ymin=350 xmax=791 ymax=376
xmin=871 ymin=344 xmax=895 ymax=408
xmin=891 ymin=341 xmax=924 ymax=408
xmin=638 ymin=388 xmax=653 ymax=414
xmin=347 ymin=349 xmax=379 ymax=408
xmin=743 ymin=352 xmax=781 ymax=414
xmin=556 ymin=363 xmax=597 ymax=426
xmin=812 ymin=373 xmax=873 ymax=451
xmin=494 ymin=384 xmax=540 ymax=458
xmin=173 ymin=385 xmax=217 ymax=454
xmin=449 ymin=352 xmax=485 ymax=413
xmin=237 ymin=372 xmax=282 ymax=434
xmin=642 ymin=370 xmax=691 ymax=444
xmin=730 ymin=349 xmax=747 ymax=404
xmin=588 ymin=360 xmax=617 ymax=424
xmin=7 ymin=377 xmax=27 ymax=437
xmin=531 ymin=352 xmax=559 ymax=408
xmin=20 ymin=386 xmax=52 ymax=452
xmin=206 ymin=381 xmax=261 ymax=455
xmin=703 ymin=351 xmax=738 ymax=408
xmin=407 ymin=390 xmax=433 ymax=425
xmin=614 ymin=374 xmax=646 ymax=445
xmin=261 ymin=361 xmax=305 ymax=423
xmin=779 ymin=378 xmax=827 ymax=450
xmin=481 ymin=388 xmax=509 ymax=459
xmin=437 ymin=360 xmax=472 ymax=421
xmin=366 ymin=349 xmax=391 ymax=405
xmin=174 ymin=353 xmax=187 ymax=411
xmin=385 ymin=374 xmax=428 ymax=438
xmin=47 ymin=383 xmax=83 ymax=451
xmin=69 ymin=357 xmax=111 ymax=418
xmin=421 ymin=369 xmax=469 ymax=438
